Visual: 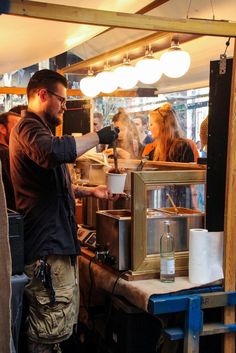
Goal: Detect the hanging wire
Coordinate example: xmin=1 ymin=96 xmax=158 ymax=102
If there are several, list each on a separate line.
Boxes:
xmin=186 ymin=0 xmax=216 ymax=20
xmin=186 ymin=0 xmax=192 ymax=19
xmin=223 ymin=37 xmax=231 ymax=56
xmin=210 ymin=0 xmax=215 ymax=20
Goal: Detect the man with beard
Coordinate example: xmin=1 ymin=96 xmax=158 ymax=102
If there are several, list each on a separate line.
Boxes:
xmin=0 ymin=112 xmax=20 ymax=209
xmin=9 ymin=69 xmax=119 ymax=353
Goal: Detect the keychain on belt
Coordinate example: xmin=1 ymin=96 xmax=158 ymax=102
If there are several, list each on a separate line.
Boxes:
xmin=34 ymin=257 xmax=56 ymax=305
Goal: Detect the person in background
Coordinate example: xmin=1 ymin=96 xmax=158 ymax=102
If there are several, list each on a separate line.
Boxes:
xmin=195 ymin=140 xmax=204 ymax=157
xmin=200 ymin=116 xmax=208 ymax=157
xmin=142 ymin=103 xmax=198 ymax=162
xmin=9 ymin=104 xmax=28 ymax=115
xmin=142 ymin=103 xmax=199 ymax=210
xmin=196 ymin=140 xmax=201 ymax=152
xmin=104 ymin=111 xmax=143 ymax=159
xmin=133 ymin=114 xmax=153 ymax=146
xmin=93 ymin=111 xmax=103 ymax=132
xmin=9 ymin=69 xmax=119 ymax=353
xmin=93 ymin=111 xmax=106 ymax=152
xmin=0 ymin=112 xmax=21 ymax=210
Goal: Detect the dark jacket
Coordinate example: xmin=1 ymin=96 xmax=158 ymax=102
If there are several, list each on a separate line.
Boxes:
xmin=9 ymin=111 xmax=79 ymax=264
xmin=143 ymin=138 xmax=194 ymax=162
xmin=0 ymin=144 xmax=16 ymax=210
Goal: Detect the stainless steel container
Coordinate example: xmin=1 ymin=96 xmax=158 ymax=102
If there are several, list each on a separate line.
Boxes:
xmin=96 ymin=207 xmax=204 ymax=271
xmin=96 ymin=210 xmax=131 ymax=270
xmin=147 ymin=207 xmax=204 ymax=254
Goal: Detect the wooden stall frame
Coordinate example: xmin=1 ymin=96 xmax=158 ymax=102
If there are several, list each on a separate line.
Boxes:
xmin=131 ymin=169 xmax=206 ymax=276
xmin=1 ymin=2 xmax=236 ymax=351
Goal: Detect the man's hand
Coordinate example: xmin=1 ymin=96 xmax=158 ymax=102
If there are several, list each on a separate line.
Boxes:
xmin=91 ymin=185 xmax=119 ymax=200
xmin=73 ymin=184 xmax=119 ymax=200
xmin=97 ymin=126 xmax=119 ymax=144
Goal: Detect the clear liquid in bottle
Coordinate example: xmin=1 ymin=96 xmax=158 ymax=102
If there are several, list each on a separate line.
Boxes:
xmin=160 ymin=220 xmax=175 ymax=283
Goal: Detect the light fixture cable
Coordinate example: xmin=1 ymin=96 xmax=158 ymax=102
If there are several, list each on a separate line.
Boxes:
xmin=186 ymin=0 xmax=215 ymax=20
xmin=223 ymin=37 xmax=231 ymax=56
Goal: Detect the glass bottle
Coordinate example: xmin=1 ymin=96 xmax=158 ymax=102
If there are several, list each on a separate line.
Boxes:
xmin=160 ymin=220 xmax=175 ymax=282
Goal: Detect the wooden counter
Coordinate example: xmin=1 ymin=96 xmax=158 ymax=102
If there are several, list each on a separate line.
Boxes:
xmin=79 ymin=248 xmax=220 ymax=313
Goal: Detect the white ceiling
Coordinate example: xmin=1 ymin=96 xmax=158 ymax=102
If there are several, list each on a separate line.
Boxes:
xmin=0 ymin=0 xmax=235 ymax=93
xmin=0 ymin=0 xmax=151 ymax=74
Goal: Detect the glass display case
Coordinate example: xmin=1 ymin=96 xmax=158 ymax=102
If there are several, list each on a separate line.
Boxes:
xmin=131 ymin=168 xmax=206 ymax=276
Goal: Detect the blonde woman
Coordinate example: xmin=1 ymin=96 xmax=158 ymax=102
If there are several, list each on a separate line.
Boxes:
xmin=104 ymin=111 xmax=143 ymax=159
xmin=143 ymin=103 xmax=198 ymax=162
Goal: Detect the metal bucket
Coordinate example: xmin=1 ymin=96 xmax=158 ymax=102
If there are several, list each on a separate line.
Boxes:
xmin=82 ymin=195 xmax=131 ymax=228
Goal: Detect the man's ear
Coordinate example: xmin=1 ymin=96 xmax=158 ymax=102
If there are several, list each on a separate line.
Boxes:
xmin=0 ymin=124 xmax=7 ymax=135
xmin=38 ymin=88 xmax=48 ymax=103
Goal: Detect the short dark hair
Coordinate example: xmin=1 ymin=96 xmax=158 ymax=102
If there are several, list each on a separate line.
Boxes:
xmin=0 ymin=112 xmax=20 ymax=127
xmin=9 ymin=104 xmax=27 ymax=114
xmin=27 ymin=69 xmax=68 ymax=99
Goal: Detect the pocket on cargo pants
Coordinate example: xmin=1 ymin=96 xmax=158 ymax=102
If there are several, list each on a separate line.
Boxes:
xmin=25 ymin=255 xmax=79 ymax=344
xmin=31 ymin=287 xmax=74 ymax=342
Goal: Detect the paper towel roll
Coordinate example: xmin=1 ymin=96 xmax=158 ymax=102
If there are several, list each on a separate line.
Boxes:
xmin=189 ymin=229 xmax=224 ymax=284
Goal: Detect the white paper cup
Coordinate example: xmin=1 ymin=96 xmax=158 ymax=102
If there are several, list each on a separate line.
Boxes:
xmin=106 ymin=172 xmax=127 ymax=194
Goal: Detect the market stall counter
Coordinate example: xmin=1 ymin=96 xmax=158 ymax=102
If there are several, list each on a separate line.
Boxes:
xmin=79 ymin=249 xmax=236 ymax=353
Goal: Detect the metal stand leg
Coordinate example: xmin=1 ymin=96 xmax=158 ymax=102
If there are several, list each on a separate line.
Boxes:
xmin=183 ymin=296 xmax=202 ymax=353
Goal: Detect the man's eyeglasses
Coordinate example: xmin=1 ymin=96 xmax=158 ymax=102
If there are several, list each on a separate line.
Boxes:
xmin=46 ymin=90 xmax=67 ymax=106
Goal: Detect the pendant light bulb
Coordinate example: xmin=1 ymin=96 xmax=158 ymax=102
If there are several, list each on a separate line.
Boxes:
xmin=114 ymin=58 xmax=138 ymax=89
xmin=96 ymin=64 xmax=118 ymax=94
xmin=160 ymin=41 xmax=191 ymax=78
xmin=135 ymin=49 xmax=162 ymax=84
xmin=80 ymin=70 xmax=100 ymax=97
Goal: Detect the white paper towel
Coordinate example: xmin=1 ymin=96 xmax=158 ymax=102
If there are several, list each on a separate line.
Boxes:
xmin=189 ymin=229 xmax=224 ymax=284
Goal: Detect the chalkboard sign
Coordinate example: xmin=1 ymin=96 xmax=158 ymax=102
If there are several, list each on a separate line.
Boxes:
xmin=63 ymin=99 xmax=91 ymax=135
xmin=206 ymin=58 xmax=232 ymax=231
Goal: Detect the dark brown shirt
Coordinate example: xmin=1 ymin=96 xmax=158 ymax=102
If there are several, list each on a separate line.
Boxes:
xmin=9 ymin=111 xmax=79 ymax=264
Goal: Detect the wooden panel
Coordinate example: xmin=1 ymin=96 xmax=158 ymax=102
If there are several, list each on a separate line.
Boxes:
xmin=224 ymin=40 xmax=236 ymax=353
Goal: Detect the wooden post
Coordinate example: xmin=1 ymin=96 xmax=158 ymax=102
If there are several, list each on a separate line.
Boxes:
xmin=224 ymin=39 xmax=236 ymax=353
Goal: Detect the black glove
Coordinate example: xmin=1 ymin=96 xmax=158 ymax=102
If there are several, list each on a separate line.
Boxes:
xmin=97 ymin=126 xmax=119 ymax=144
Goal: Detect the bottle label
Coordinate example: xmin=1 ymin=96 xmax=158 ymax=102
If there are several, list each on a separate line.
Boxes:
xmin=160 ymin=258 xmax=175 ymax=275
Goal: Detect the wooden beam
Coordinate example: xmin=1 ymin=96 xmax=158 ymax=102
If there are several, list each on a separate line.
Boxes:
xmin=1 ymin=0 xmax=236 ymax=37
xmin=61 ymin=32 xmax=169 ymax=74
xmin=223 ymin=39 xmax=236 ymax=353
xmin=0 ymin=87 xmax=26 ymax=95
xmin=0 ymin=87 xmax=137 ymax=97
xmin=61 ymin=32 xmax=199 ymax=74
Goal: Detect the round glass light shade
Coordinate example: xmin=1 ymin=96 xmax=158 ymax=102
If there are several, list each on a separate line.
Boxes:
xmin=80 ymin=75 xmax=100 ymax=97
xmin=135 ymin=57 xmax=162 ymax=84
xmin=160 ymin=48 xmax=191 ymax=78
xmin=96 ymin=70 xmax=118 ymax=94
xmin=114 ymin=64 xmax=138 ymax=89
